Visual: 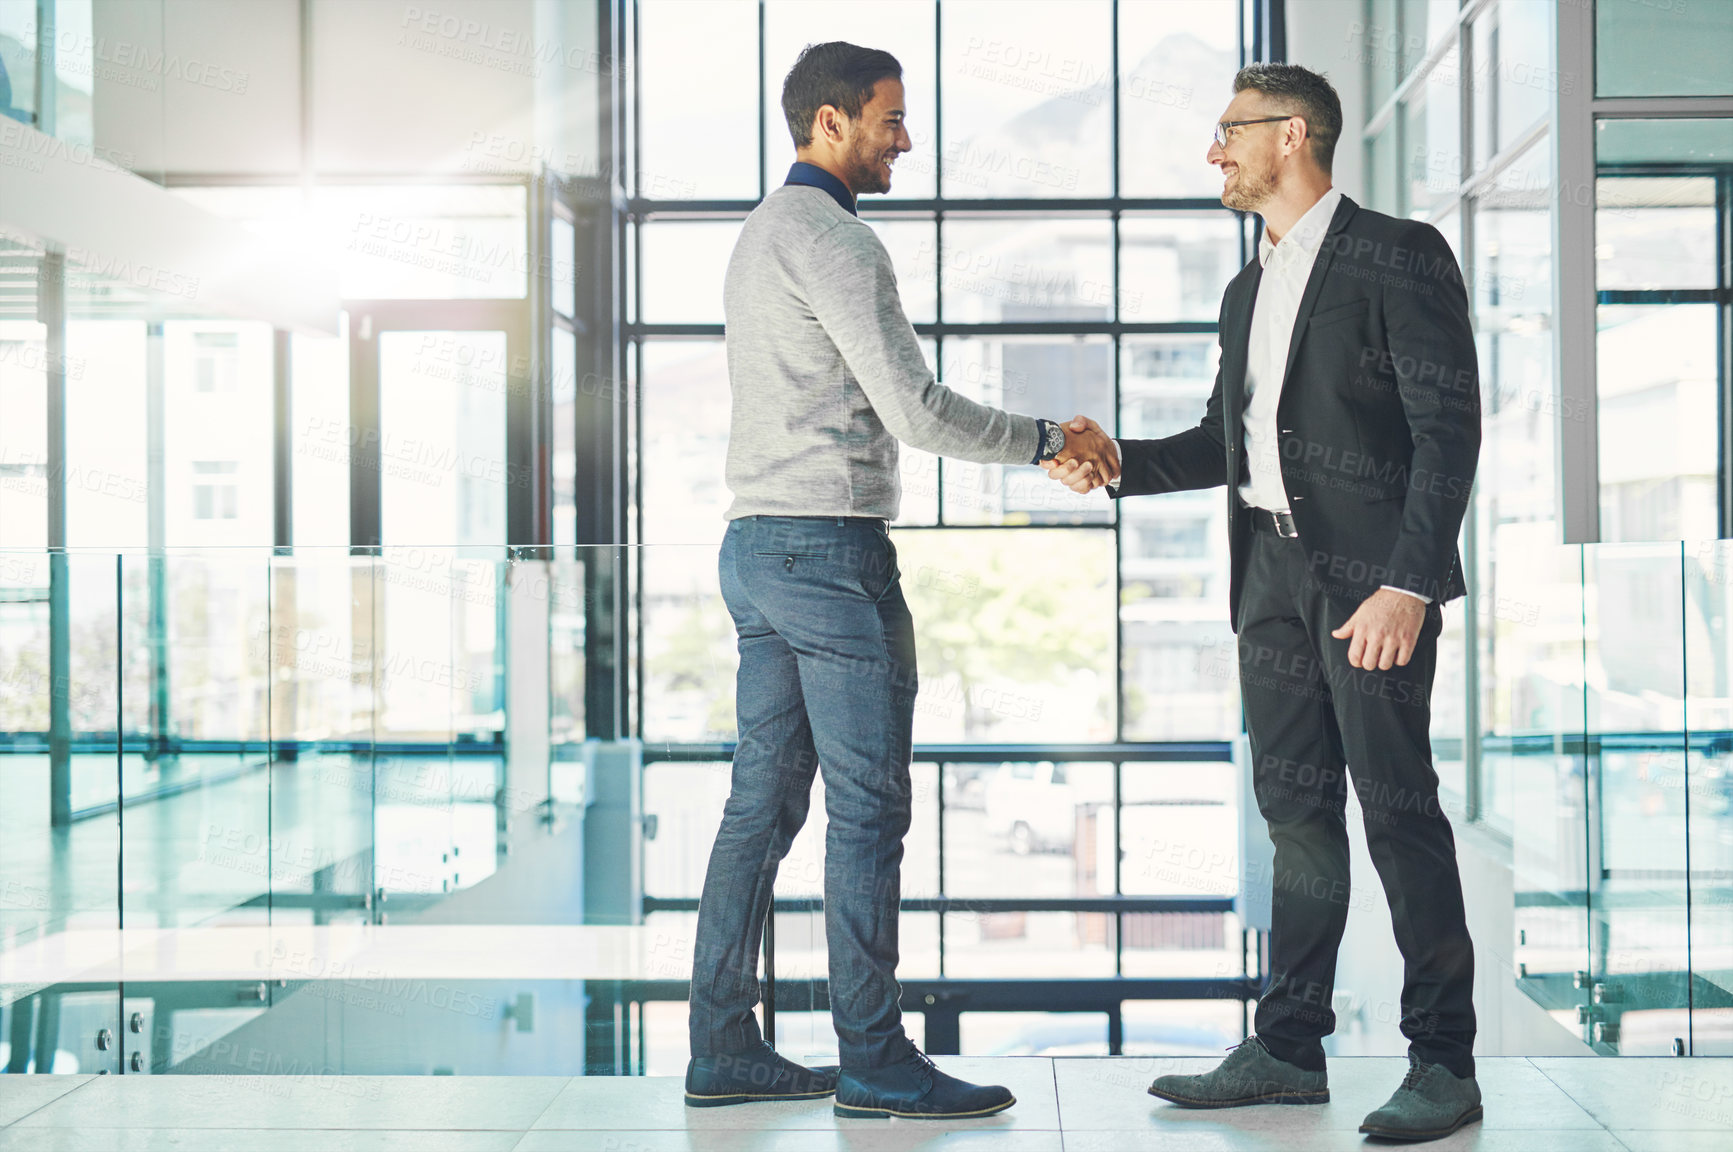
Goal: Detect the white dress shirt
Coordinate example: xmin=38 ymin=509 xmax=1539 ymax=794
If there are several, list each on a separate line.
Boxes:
xmin=1238 ymin=186 xmax=1341 ymax=513
xmin=1109 ymin=185 xmax=1429 ymax=605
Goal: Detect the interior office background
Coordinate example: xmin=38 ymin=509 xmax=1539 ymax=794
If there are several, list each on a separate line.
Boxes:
xmin=0 ymin=0 xmax=1728 ymax=1077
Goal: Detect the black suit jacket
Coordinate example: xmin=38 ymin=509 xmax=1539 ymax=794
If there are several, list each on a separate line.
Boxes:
xmin=1114 ymin=195 xmax=1480 ymax=630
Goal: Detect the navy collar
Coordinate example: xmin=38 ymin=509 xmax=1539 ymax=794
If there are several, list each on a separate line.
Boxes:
xmin=784 ymin=162 xmax=857 ymax=216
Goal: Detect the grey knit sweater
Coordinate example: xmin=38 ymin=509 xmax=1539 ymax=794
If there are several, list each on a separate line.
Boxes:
xmin=722 ymin=185 xmax=1041 ymax=521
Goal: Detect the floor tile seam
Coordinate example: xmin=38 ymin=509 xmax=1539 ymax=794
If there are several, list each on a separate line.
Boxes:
xmin=1520 ymin=1056 xmax=1623 ymax=1136
xmin=11 ymin=1122 xmax=545 ymax=1132
xmin=0 ymin=1076 xmax=104 ymax=1130
xmin=514 ymin=1075 xmax=578 ymax=1134
xmin=15 ymin=1117 xmax=1071 ymax=1134
xmin=1052 ymin=1056 xmax=1083 ymax=1150
xmin=529 ymin=1123 xmax=1075 ymax=1131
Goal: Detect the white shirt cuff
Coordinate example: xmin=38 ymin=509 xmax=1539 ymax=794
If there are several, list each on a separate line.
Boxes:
xmin=1381 ymin=585 xmax=1432 ymax=605
xmin=1107 ymin=440 xmax=1122 ymax=491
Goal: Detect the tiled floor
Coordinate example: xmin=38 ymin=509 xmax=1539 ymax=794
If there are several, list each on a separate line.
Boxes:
xmin=1 ymin=1056 xmax=1728 ymax=1151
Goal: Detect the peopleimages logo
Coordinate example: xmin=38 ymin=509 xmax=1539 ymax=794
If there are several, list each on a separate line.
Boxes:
xmin=957 ymin=36 xmax=1110 ymax=108
xmin=63 ymin=246 xmax=201 ymax=302
xmin=398 ymin=6 xmax=632 ymax=79
xmin=0 ymin=119 xmax=135 ymax=172
xmin=23 ymin=25 xmax=250 ymax=93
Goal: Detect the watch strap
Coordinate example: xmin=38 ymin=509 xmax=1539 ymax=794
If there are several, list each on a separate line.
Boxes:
xmin=1034 ymin=418 xmax=1066 ymax=464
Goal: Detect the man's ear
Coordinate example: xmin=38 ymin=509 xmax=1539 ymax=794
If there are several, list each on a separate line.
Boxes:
xmin=814 ymin=103 xmax=847 ymax=145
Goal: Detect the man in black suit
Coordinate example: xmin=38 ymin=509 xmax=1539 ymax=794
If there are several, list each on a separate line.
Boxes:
xmin=1048 ymin=64 xmax=1481 ymax=1143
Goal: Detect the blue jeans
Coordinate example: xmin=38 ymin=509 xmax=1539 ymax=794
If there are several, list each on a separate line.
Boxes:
xmin=688 ymin=515 xmax=918 ymax=1069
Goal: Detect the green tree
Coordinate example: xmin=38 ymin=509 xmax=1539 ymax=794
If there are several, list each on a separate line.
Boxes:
xmin=896 ymin=530 xmax=1115 ymax=739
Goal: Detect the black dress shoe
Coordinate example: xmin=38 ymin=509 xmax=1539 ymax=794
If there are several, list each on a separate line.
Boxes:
xmin=684 ymin=1041 xmax=840 ymax=1107
xmin=1359 ymin=1053 xmax=1482 ymax=1141
xmin=833 ymin=1043 xmax=1015 ymax=1119
xmin=1148 ymin=1036 xmax=1329 ymax=1108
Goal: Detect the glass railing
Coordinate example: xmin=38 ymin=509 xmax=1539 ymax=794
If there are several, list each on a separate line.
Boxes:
xmin=4 ymin=538 xmax=1730 ymax=1075
xmin=0 ymin=545 xmax=604 ymax=1075
xmin=1496 ymin=539 xmax=1733 ymax=1055
xmin=0 ymin=542 xmax=1256 ymax=1075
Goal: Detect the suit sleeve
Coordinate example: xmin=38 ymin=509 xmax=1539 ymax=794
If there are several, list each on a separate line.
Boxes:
xmin=1110 ymin=334 xmax=1231 ymax=499
xmin=1380 ymin=224 xmax=1481 ymax=600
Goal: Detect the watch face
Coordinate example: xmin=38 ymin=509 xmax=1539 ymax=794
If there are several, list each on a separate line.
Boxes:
xmin=1045 ymin=422 xmax=1067 ymax=458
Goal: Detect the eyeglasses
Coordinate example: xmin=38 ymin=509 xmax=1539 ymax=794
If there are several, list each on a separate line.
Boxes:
xmin=1213 ymin=115 xmax=1300 ymax=147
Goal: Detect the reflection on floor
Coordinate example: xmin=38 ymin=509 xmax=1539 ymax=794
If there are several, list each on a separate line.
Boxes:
xmin=1 ymin=750 xmax=512 ymax=1076
xmin=2 ymin=1055 xmax=1729 ymax=1150
xmin=0 ymin=752 xmax=501 ymax=951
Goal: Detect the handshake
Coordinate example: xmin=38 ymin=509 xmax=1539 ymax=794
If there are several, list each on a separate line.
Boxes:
xmin=1039 ymin=415 xmax=1119 ymax=493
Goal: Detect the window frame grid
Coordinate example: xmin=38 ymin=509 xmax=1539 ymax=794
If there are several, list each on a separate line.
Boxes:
xmin=629 ymin=1 xmax=1265 ymax=1032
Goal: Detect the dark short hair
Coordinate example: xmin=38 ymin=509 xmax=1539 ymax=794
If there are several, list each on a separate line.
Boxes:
xmin=1232 ymin=63 xmax=1343 ymax=174
xmin=781 ymin=41 xmax=903 ymax=149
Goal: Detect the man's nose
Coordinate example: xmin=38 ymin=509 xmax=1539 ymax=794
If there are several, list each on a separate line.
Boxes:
xmin=1206 ymin=139 xmax=1225 ymax=165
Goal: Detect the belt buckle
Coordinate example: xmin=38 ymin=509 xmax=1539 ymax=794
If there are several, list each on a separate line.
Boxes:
xmin=1272 ymin=510 xmax=1298 ymax=538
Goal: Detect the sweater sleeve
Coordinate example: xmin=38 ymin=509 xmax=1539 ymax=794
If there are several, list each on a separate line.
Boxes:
xmin=803 ymin=221 xmax=1041 ymax=465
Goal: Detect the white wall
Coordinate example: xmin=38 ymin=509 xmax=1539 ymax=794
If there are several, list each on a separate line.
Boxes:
xmin=1284 ymin=0 xmax=1366 ymax=203
xmin=313 ymin=0 xmax=535 ymax=175
xmin=92 ymin=0 xmax=301 ymax=176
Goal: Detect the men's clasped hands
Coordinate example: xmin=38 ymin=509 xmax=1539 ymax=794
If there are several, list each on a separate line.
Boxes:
xmin=1040 ymin=414 xmax=1118 ymax=492
xmin=1037 ymin=413 xmax=1425 ymax=673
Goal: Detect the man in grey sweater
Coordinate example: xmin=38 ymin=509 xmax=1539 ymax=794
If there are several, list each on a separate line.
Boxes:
xmin=683 ymin=42 xmax=1118 ymax=1120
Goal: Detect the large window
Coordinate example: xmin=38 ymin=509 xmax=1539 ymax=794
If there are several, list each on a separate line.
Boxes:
xmin=631 ymin=0 xmax=1256 ymax=1070
xmin=1593 ymin=120 xmax=1731 ymax=544
xmin=1360 ymin=0 xmax=1733 ymax=1057
xmin=1361 ymin=0 xmax=1564 ymax=821
xmin=1595 ymin=0 xmax=1733 ymax=99
xmin=634 ymin=0 xmax=1248 ymax=745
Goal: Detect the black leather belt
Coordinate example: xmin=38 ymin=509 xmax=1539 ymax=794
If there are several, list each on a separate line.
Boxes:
xmin=1243 ymin=505 xmax=1299 ymax=538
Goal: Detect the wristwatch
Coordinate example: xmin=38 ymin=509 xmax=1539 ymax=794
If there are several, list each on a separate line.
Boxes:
xmin=1034 ymin=418 xmax=1068 ymax=464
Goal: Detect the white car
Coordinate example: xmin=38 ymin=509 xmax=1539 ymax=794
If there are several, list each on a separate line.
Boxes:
xmin=982 ymin=762 xmax=1074 ymax=855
